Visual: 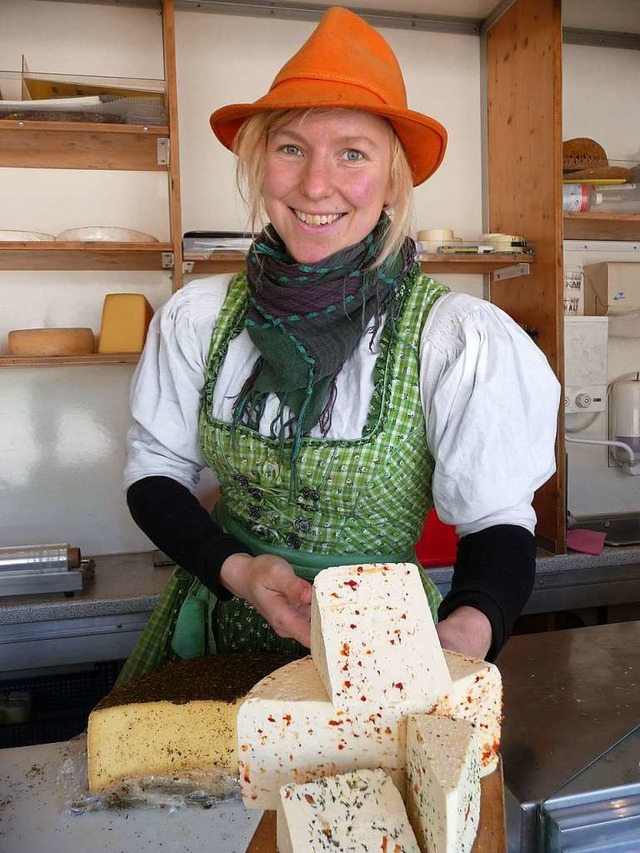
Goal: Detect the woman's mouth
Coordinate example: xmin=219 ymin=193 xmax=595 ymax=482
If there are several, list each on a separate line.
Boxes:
xmin=293 ymin=209 xmax=344 ymax=227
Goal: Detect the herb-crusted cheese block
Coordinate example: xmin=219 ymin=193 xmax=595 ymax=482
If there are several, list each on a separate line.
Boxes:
xmin=406 ymin=714 xmax=480 ymax=853
xmin=237 ymin=655 xmax=430 ymax=810
xmin=435 ymin=650 xmax=503 ymax=777
xmin=277 ymin=769 xmax=420 ymax=853
xmin=87 ymin=653 xmax=292 ymax=793
xmin=310 ymin=563 xmax=452 ymax=711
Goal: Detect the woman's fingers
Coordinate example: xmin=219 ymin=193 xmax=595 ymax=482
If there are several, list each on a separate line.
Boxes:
xmin=256 ymin=566 xmax=313 ymax=646
xmin=220 ymin=552 xmax=313 ymax=645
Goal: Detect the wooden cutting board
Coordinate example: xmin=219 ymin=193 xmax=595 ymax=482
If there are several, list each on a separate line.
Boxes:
xmin=246 ymin=758 xmax=506 ymax=852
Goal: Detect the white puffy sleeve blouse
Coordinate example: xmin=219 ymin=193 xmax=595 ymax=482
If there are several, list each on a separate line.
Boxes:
xmin=124 ymin=275 xmax=560 ymax=538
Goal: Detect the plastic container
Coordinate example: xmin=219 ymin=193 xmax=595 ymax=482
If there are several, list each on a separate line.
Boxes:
xmin=564 ymin=182 xmax=640 ymax=214
xmin=591 ymin=183 xmax=640 ymax=214
xmin=612 ymin=378 xmax=640 ymax=467
xmin=563 ymin=183 xmax=596 ymax=213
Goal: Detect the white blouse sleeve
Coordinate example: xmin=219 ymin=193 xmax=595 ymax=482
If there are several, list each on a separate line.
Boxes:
xmin=123 ymin=276 xmax=233 ymax=493
xmin=420 ymin=292 xmax=561 ymax=537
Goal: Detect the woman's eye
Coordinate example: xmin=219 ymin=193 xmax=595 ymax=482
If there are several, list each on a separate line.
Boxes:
xmin=343 ymin=149 xmax=364 ymax=162
xmin=281 ymin=144 xmax=302 ymax=156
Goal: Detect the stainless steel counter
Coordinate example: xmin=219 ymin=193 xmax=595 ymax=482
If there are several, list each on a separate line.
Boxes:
xmin=496 ymin=620 xmax=640 ymax=852
xmin=1 ymin=546 xmax=640 ymax=674
xmin=0 ymin=553 xmax=174 ymax=675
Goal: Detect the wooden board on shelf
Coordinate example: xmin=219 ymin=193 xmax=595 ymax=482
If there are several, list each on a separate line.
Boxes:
xmin=418 ymin=252 xmax=533 ymax=275
xmin=564 ymin=213 xmax=640 ymax=242
xmin=22 ymin=76 xmax=166 ymax=101
xmin=0 ymin=241 xmax=172 ymax=270
xmin=184 ymin=252 xmax=535 ymax=277
xmin=246 ymin=758 xmax=506 ymax=852
xmin=0 ymin=353 xmax=139 ymax=368
xmin=0 ymin=121 xmax=169 ymax=170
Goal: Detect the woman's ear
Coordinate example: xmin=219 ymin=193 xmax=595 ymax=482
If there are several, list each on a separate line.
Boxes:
xmin=384 ymin=179 xmax=398 ymax=208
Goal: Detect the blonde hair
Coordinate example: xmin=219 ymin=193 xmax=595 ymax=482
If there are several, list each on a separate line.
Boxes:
xmin=232 ymin=109 xmax=414 ymax=266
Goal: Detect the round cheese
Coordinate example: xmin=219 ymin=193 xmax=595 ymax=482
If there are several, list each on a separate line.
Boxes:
xmin=8 ymin=327 xmax=95 ymax=357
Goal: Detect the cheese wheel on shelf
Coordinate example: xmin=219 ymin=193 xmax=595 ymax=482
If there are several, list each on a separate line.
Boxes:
xmin=8 ymin=327 xmax=95 ymax=357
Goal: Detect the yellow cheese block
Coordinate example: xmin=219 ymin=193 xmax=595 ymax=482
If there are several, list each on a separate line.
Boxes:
xmin=87 ymin=653 xmax=294 ymax=794
xmin=8 ymin=327 xmax=95 ymax=357
xmin=98 ymin=293 xmax=153 ymax=354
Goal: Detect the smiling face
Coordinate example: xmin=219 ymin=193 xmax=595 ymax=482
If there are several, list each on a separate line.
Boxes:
xmin=261 ymin=110 xmax=395 ymax=264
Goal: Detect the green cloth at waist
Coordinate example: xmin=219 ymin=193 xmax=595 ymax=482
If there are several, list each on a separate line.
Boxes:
xmin=213 ymin=501 xmax=413 ymax=582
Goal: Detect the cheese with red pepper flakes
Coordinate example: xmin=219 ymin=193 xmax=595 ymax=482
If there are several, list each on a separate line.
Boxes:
xmin=277 ymin=768 xmax=420 ymax=853
xmin=237 ymin=656 xmax=426 ymax=810
xmin=406 ymin=714 xmax=480 ymax=853
xmin=435 ymin=651 xmax=503 ymax=777
xmin=311 ymin=563 xmax=452 ymax=711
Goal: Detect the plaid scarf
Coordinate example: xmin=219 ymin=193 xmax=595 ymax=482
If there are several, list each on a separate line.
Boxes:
xmin=233 ymin=213 xmax=416 ymax=466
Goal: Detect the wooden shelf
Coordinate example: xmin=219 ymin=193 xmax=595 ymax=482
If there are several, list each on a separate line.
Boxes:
xmin=0 ymin=353 xmax=139 ymax=368
xmin=184 ymin=251 xmax=535 ymax=277
xmin=418 ymin=251 xmax=534 ymax=274
xmin=0 ymin=120 xmax=169 ymax=171
xmin=564 ymin=213 xmax=640 ymax=241
xmin=0 ymin=241 xmax=173 ymax=270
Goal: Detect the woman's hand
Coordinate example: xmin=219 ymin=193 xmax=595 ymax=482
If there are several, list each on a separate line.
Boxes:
xmin=436 ymin=606 xmax=492 ymax=660
xmin=220 ymin=553 xmax=313 ymax=647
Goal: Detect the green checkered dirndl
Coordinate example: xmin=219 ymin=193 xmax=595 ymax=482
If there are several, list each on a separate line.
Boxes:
xmin=117 ymin=265 xmax=449 ymax=686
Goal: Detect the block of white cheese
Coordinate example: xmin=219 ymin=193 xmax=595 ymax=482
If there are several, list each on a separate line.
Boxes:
xmin=436 ymin=650 xmax=503 ymax=777
xmin=277 ymin=768 xmax=420 ymax=853
xmin=237 ymin=656 xmax=432 ymax=810
xmin=311 ymin=563 xmax=452 ymax=710
xmin=406 ymin=714 xmax=480 ymax=853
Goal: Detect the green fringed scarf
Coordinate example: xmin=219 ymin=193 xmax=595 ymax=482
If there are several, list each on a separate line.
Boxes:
xmin=233 ymin=213 xmax=416 ymax=468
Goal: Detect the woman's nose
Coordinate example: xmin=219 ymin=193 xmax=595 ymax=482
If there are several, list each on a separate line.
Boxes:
xmin=300 ymin=153 xmax=333 ymax=199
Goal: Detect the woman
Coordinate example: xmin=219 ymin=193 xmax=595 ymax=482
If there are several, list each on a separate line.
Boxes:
xmin=118 ymin=7 xmax=560 ymax=685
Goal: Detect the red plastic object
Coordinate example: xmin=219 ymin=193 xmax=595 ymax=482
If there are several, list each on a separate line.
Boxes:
xmin=416 ymin=509 xmax=459 ymax=567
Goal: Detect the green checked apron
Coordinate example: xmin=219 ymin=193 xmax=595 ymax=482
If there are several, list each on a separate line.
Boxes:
xmin=117 ymin=266 xmax=449 ymax=686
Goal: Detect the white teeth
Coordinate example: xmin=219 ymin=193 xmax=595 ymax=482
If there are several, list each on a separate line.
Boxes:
xmin=295 ymin=211 xmax=341 ymax=226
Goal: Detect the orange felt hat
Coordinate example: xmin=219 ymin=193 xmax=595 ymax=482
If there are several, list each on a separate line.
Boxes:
xmin=209 ymin=7 xmax=447 ymax=186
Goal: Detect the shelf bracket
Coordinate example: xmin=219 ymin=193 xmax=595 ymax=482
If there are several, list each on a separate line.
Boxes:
xmin=493 ymin=262 xmax=530 ymax=281
xmin=157 ymin=138 xmax=170 ymax=166
xmin=161 ymin=252 xmax=174 ymax=269
xmin=182 ymin=261 xmax=195 ymax=273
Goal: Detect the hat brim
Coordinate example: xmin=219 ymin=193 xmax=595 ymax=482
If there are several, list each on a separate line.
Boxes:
xmin=209 ymin=83 xmax=447 ymax=187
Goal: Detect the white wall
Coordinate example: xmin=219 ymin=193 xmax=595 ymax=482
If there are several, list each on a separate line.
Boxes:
xmin=562 ymin=43 xmax=640 ymax=519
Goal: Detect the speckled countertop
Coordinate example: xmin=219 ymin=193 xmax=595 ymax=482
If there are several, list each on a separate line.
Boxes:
xmin=1 ymin=545 xmax=639 ymax=626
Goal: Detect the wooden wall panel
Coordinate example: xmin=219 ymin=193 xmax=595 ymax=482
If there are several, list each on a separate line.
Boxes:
xmin=485 ymin=0 xmax=565 ymax=553
xmin=162 ymin=0 xmax=184 ymax=290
